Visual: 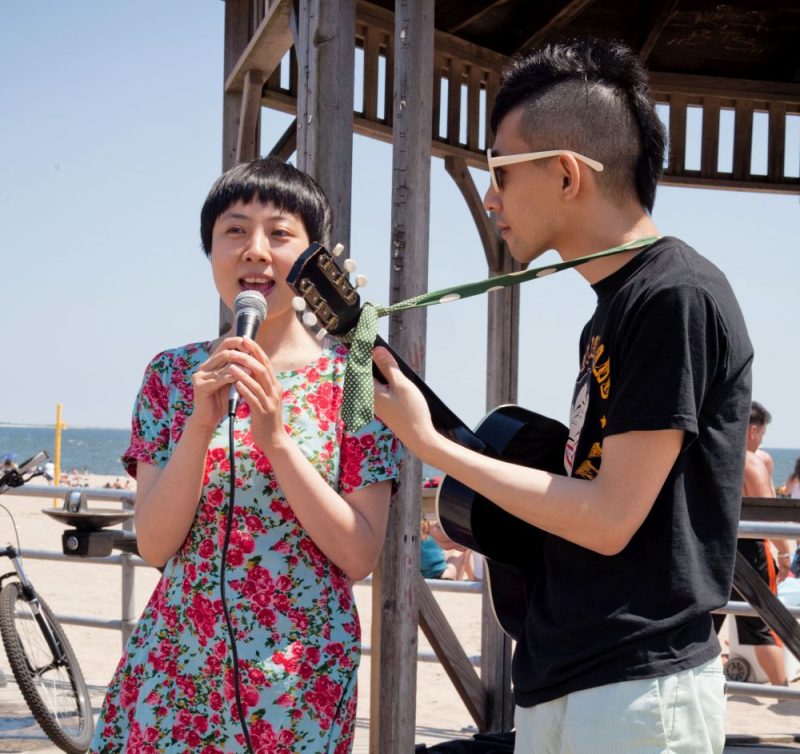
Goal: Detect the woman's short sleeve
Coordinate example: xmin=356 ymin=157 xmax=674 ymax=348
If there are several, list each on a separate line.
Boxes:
xmin=121 ymin=351 xmax=174 ymax=478
xmin=338 ymin=417 xmax=403 ymax=495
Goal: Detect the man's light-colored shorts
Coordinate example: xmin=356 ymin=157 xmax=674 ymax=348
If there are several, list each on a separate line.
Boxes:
xmin=514 ymin=656 xmax=725 ymax=754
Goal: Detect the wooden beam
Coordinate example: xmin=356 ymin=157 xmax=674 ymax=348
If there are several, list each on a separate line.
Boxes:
xmin=223 ymin=0 xmax=252 ymax=171
xmin=668 ymin=94 xmax=687 ymax=176
xmin=235 ymin=68 xmax=266 ymax=163
xmin=444 ymin=0 xmax=509 ymax=34
xmin=417 ymin=572 xmax=488 ymax=730
xmin=660 ymin=174 xmax=799 ymax=194
xmin=732 ymin=100 xmax=754 ymax=180
xmin=515 ymin=0 xmax=597 ymax=55
xmin=295 ymin=0 xmax=356 ymax=253
xmin=649 ymin=73 xmax=800 ymax=106
xmin=220 ymin=0 xmax=252 ymax=336
xmin=262 ymin=88 xmax=493 ymax=168
xmin=700 ymin=96 xmax=721 ymax=178
xmin=447 ymin=57 xmax=466 ymax=145
xmin=444 ymin=156 xmax=500 ymax=270
xmin=224 ymin=0 xmax=294 ymax=93
xmin=268 ymin=117 xmax=297 ymax=161
xmin=357 ymin=0 xmax=509 ymax=73
xmin=485 ymin=70 xmax=500 ymax=143
xmin=371 ymin=2 xmax=434 ymax=751
xmin=481 ymin=244 xmax=520 ymax=731
xmin=263 ymin=91 xmax=800 ymax=194
xmin=432 ymin=50 xmax=443 ymax=139
xmin=635 ymin=0 xmax=679 ymax=63
xmin=466 ymin=64 xmax=482 ymax=151
xmin=741 ymin=497 xmax=800 ymax=522
xmin=383 ymin=27 xmax=394 ymax=126
xmin=768 ymin=101 xmax=787 ymax=182
xmin=363 ymin=24 xmax=381 ymax=120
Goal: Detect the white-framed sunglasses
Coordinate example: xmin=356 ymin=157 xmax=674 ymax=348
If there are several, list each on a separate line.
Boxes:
xmin=486 ymin=148 xmax=604 ymax=192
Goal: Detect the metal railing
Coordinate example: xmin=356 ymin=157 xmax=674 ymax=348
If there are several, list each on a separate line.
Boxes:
xmin=8 ymin=484 xmax=142 ymax=647
xmin=5 ymin=486 xmax=800 ymax=691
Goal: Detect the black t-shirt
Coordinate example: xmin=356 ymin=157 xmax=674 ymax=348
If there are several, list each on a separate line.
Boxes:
xmin=513 ymin=236 xmax=753 ymax=707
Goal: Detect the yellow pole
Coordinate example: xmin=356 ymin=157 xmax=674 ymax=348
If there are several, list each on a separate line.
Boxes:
xmin=53 ymin=403 xmax=65 ymax=507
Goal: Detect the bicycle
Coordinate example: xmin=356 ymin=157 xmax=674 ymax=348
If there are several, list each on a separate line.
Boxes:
xmin=0 ymin=451 xmax=94 ymax=753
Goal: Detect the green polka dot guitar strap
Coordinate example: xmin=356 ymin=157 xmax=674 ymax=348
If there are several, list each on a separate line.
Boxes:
xmin=286 ymin=236 xmax=659 ymax=431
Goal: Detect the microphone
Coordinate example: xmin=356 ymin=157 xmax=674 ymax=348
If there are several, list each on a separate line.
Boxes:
xmin=228 ymin=290 xmax=268 ymax=417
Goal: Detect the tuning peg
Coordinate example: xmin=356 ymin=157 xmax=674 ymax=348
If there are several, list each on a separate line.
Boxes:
xmin=343 ymin=258 xmax=357 ymax=273
xmin=314 ymin=327 xmax=329 ymax=341
xmin=292 ymin=297 xmax=307 ymax=312
xmin=302 ymin=311 xmax=318 ymax=328
xmin=332 ymin=243 xmax=345 ymax=257
xmin=355 ymin=274 xmax=368 ymax=289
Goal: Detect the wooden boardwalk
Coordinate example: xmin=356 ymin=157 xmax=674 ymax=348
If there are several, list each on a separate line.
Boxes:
xmin=2 ymin=681 xmax=798 ymax=753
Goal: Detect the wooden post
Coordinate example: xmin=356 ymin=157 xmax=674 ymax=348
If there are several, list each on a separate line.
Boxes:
xmin=222 ymin=0 xmax=254 ymax=173
xmin=294 ymin=0 xmax=356 ymax=253
xmin=416 ymin=572 xmax=488 ymax=730
xmin=482 ymin=245 xmax=519 ymax=731
xmin=371 ymin=1 xmax=434 ymax=751
xmin=444 ymin=153 xmax=516 ymax=731
xmin=235 ymin=68 xmax=267 ymax=164
xmin=220 ymin=0 xmax=253 ymax=334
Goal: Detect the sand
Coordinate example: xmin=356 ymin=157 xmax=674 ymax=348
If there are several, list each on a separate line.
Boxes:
xmin=1 ymin=478 xmax=798 ymax=752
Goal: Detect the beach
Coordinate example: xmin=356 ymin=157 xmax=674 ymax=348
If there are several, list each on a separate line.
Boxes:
xmin=1 ymin=477 xmax=798 ymax=751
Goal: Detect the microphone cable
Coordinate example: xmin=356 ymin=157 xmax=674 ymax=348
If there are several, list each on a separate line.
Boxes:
xmin=219 ymin=415 xmax=255 ymax=754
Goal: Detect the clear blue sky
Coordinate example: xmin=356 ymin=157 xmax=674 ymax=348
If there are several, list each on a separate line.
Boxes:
xmin=2 ymin=3 xmax=798 ymax=448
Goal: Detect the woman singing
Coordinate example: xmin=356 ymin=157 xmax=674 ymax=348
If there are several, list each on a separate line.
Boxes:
xmin=90 ymin=157 xmax=402 ymax=753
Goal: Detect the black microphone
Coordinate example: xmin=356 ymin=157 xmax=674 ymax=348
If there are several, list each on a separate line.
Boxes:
xmin=228 ymin=290 xmax=268 ymax=417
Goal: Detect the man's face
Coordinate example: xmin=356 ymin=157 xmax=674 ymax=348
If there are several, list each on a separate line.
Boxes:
xmin=482 ymin=107 xmax=563 ymax=264
xmin=747 ymin=422 xmax=767 ymax=451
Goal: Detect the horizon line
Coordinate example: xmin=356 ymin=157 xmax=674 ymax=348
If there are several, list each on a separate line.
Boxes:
xmin=0 ymin=422 xmax=129 ymax=431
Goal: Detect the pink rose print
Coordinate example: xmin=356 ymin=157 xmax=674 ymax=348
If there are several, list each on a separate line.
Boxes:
xmin=91 ymin=344 xmax=400 ymax=753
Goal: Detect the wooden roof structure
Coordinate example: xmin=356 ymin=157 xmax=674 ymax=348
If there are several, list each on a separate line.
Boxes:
xmin=220 ymin=2 xmax=800 ymax=751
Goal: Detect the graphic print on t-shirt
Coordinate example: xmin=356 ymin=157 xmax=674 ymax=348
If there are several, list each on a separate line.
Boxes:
xmin=565 ymin=334 xmax=610 ymax=479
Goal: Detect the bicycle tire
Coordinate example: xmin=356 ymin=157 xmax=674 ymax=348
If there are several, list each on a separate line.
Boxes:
xmin=0 ymin=581 xmax=94 ymax=753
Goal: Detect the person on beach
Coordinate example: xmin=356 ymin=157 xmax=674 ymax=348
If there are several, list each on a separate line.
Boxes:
xmin=419 ymin=517 xmax=474 ymax=580
xmin=372 ymin=38 xmax=752 ymax=753
xmin=782 ymin=457 xmax=800 ymax=500
xmin=716 ymin=401 xmax=791 ymax=686
xmin=89 ymin=157 xmax=402 ymax=754
xmin=783 ymin=457 xmax=800 ymax=576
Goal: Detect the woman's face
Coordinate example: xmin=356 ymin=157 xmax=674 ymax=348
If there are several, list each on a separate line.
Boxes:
xmin=210 ymin=199 xmax=311 ymax=323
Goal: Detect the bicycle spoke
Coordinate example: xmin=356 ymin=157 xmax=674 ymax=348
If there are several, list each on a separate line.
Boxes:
xmin=12 ymin=596 xmax=87 ymax=735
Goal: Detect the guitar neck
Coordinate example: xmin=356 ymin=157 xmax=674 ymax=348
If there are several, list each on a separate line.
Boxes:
xmin=373 ymin=336 xmax=487 ymax=454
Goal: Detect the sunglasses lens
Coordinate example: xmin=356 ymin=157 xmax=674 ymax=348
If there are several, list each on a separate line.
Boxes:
xmin=493 ymin=167 xmax=503 ymax=190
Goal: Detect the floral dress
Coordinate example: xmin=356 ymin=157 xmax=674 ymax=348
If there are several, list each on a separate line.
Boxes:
xmin=90 ymin=342 xmax=401 ymax=754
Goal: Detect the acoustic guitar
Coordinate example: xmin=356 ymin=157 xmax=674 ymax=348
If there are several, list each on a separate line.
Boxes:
xmin=286 ymin=242 xmax=569 ymax=640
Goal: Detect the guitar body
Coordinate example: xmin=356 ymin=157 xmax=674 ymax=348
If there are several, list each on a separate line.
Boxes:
xmin=436 ymin=406 xmax=568 ymax=641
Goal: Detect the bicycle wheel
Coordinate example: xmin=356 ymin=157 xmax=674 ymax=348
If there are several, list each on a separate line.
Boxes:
xmin=0 ymin=581 xmax=94 ymax=753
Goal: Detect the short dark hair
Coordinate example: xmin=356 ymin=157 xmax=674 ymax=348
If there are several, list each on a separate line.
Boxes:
xmin=490 ymin=38 xmax=666 ymax=212
xmin=750 ymin=401 xmax=772 ymax=427
xmin=200 ymin=156 xmax=332 ymax=256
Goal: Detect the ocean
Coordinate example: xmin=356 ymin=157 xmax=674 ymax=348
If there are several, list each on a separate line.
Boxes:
xmin=0 ymin=425 xmax=798 ymax=491
xmin=0 ymin=425 xmax=131 ymax=476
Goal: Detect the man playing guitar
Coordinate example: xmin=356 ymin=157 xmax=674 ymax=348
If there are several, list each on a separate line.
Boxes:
xmin=373 ymin=38 xmax=753 ymax=754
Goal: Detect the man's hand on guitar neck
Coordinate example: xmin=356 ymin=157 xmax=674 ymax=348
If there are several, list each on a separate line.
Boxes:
xmin=373 ymin=345 xmax=684 ymax=556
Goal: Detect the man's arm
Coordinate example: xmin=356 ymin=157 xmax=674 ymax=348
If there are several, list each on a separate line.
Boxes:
xmin=373 ymin=347 xmax=682 ymax=556
xmin=756 ymin=448 xmax=776 ymax=495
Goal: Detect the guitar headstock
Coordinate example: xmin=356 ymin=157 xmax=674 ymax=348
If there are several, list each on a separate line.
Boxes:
xmin=286 ymin=242 xmax=366 ymax=339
